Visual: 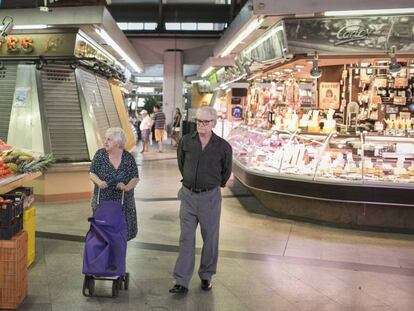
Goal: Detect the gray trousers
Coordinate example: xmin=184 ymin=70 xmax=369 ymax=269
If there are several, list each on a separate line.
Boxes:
xmin=173 ymin=186 xmax=222 ymax=288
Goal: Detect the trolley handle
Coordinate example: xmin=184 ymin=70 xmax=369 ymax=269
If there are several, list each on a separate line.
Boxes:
xmin=97 ymin=187 xmax=125 ymax=205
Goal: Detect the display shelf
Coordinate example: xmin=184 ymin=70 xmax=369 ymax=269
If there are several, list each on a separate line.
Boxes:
xmin=229 ymin=125 xmax=414 ymax=232
xmin=0 ymin=172 xmax=42 ymax=194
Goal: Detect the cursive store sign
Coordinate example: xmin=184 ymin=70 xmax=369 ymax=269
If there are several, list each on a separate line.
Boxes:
xmin=335 ymin=25 xmax=373 ymax=46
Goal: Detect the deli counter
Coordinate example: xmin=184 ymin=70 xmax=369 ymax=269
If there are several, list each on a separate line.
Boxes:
xmin=228 ymin=125 xmax=414 ymax=233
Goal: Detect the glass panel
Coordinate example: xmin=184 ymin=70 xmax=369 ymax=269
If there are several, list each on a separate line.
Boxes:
xmin=165 ymin=23 xmax=181 ymax=30
xmin=197 ymin=23 xmax=214 ymax=31
xmin=117 ymin=23 xmax=128 ymax=30
xmin=181 ymin=23 xmax=197 ymax=31
xmin=144 ymin=23 xmax=158 ymax=30
xmin=314 ymin=134 xmax=363 ymax=183
xmin=362 ymin=136 xmax=414 ymax=186
xmin=128 ymin=23 xmax=144 ymax=30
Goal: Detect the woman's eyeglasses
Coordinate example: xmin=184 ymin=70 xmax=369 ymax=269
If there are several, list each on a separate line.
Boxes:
xmin=195 ymin=119 xmax=213 ymax=126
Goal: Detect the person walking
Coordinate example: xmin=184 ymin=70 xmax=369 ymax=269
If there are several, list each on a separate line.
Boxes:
xmin=139 ymin=109 xmax=152 ymax=153
xmin=152 ymin=104 xmax=166 ymax=153
xmin=89 ymin=127 xmax=140 ymax=241
xmin=171 ymin=108 xmax=182 ymax=147
xmin=169 ymin=106 xmax=232 ymax=294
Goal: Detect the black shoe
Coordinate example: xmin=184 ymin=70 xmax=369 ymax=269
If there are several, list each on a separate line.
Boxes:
xmin=201 ymin=279 xmax=212 ymax=291
xmin=169 ymin=284 xmax=188 ymax=294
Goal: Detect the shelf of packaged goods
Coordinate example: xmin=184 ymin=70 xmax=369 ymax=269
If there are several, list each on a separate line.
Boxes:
xmin=0 ymin=172 xmax=42 ymax=194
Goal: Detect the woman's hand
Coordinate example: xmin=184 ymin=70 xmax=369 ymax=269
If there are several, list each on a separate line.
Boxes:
xmin=116 ymin=182 xmax=128 ymax=191
xmin=98 ymin=180 xmax=108 ymax=189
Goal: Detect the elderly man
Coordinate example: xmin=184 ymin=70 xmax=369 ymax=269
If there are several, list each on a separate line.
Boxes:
xmin=169 ymin=106 xmax=232 ymax=294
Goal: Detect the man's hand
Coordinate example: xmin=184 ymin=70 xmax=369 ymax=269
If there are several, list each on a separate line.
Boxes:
xmin=116 ymin=182 xmax=128 ymax=191
xmin=98 ymin=181 xmax=108 ymax=189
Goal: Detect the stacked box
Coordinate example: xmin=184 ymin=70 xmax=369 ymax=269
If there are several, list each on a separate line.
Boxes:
xmin=0 ymin=195 xmax=24 ymax=240
xmin=0 ymin=231 xmax=28 ymax=309
xmin=23 ymin=207 xmax=36 ymax=267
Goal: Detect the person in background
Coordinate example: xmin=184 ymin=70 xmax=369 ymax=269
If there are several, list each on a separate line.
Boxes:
xmin=171 ymin=108 xmax=182 ymax=147
xmin=152 ymin=104 xmax=166 ymax=153
xmin=89 ymin=127 xmax=140 ymax=241
xmin=169 ymin=106 xmax=233 ymax=294
xmin=139 ymin=109 xmax=152 ymax=153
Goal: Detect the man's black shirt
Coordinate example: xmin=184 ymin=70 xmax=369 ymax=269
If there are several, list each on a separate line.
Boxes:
xmin=177 ymin=131 xmax=232 ymax=190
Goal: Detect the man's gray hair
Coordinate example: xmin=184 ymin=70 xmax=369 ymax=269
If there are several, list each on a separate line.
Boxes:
xmin=196 ymin=106 xmax=218 ymax=121
xmin=106 ymin=127 xmax=127 ymax=149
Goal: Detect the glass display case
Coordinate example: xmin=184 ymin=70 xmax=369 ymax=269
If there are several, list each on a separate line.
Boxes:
xmin=228 ymin=125 xmax=414 ymax=187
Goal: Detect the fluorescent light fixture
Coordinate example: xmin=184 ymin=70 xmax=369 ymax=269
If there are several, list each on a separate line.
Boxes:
xmin=137 ymin=86 xmax=154 ymax=93
xmin=95 ymin=27 xmax=143 ymax=73
xmin=12 ymin=24 xmax=48 ymax=30
xmin=197 ymin=23 xmax=214 ymax=31
xmin=220 ymin=17 xmax=264 ymax=57
xmin=201 ymin=66 xmax=214 ymax=77
xmin=243 ymin=24 xmax=283 ymax=55
xmin=191 ymin=79 xmax=205 ymax=84
xmin=166 ymin=23 xmax=181 ymax=31
xmin=324 ymin=8 xmax=414 ymax=16
xmin=181 ymin=23 xmax=197 ymax=31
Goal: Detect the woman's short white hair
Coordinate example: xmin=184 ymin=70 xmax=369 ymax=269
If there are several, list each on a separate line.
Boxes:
xmin=105 ymin=127 xmax=127 ymax=149
xmin=196 ymin=106 xmax=218 ymax=121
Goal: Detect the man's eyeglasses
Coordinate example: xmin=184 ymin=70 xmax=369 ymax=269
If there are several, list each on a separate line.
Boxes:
xmin=195 ymin=119 xmax=213 ymax=126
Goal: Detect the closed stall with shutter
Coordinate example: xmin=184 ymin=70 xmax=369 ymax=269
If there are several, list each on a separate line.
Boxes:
xmin=96 ymin=76 xmax=121 ymax=128
xmin=77 ymin=68 xmax=110 ymax=142
xmin=39 ymin=65 xmax=89 ymax=162
xmin=0 ymin=63 xmax=18 ymax=142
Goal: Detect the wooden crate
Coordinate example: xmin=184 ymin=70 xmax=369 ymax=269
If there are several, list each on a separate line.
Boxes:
xmin=0 ymin=231 xmax=28 ymax=309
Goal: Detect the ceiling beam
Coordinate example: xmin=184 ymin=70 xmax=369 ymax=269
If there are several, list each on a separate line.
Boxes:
xmin=108 ymin=3 xmax=230 ymax=23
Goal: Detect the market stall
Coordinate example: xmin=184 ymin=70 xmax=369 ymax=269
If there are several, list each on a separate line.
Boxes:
xmin=0 ymin=6 xmax=141 ymax=201
xmin=224 ymin=13 xmax=414 ymax=233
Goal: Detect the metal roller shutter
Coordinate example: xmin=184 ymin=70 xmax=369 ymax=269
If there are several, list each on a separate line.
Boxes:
xmin=96 ymin=76 xmax=121 ymax=128
xmin=77 ymin=69 xmax=109 ymax=141
xmin=0 ymin=63 xmax=18 ymax=142
xmin=40 ymin=65 xmax=89 ymax=162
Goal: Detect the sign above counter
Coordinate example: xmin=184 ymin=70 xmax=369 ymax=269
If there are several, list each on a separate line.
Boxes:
xmin=284 ymin=15 xmax=414 ymax=54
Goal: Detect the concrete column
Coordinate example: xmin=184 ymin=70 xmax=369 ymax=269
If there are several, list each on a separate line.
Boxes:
xmin=163 ymin=49 xmax=183 ymax=126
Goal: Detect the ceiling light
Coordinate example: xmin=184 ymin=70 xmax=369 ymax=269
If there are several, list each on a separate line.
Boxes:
xmin=220 ymin=17 xmax=264 ymax=57
xmin=201 ymin=66 xmax=214 ymax=77
xmin=388 ymin=46 xmax=401 ymax=75
xmin=95 ymin=27 xmax=143 ymax=73
xmin=13 ymin=24 xmax=48 ymax=30
xmin=310 ymin=51 xmax=322 ymax=79
xmin=324 ymin=8 xmax=414 ymax=16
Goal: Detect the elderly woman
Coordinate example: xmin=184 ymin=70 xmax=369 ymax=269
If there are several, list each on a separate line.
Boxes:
xmin=139 ymin=109 xmax=152 ymax=153
xmin=89 ymin=127 xmax=139 ymax=241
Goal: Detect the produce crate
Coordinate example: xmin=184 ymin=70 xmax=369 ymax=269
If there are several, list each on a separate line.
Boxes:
xmin=23 ymin=207 xmax=35 ymax=267
xmin=7 ymin=187 xmax=34 ymax=209
xmin=0 ymin=231 xmax=28 ymax=309
xmin=0 ymin=216 xmax=23 ymax=240
xmin=0 ymin=194 xmax=24 ymax=223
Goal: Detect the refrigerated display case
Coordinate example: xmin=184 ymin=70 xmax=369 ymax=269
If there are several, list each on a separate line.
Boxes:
xmin=228 ymin=125 xmax=414 ymax=232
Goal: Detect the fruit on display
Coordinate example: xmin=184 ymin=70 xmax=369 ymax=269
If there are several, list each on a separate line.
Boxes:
xmin=0 ymin=160 xmax=13 ymax=178
xmin=0 ymin=140 xmax=13 ymax=152
xmin=0 ymin=144 xmax=55 ymax=181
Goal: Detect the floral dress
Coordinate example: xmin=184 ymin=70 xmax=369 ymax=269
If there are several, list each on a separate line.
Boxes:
xmin=90 ymin=148 xmax=139 ymax=240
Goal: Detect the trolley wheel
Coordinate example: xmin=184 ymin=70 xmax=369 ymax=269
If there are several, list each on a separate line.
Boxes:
xmin=112 ymin=278 xmax=120 ymax=297
xmin=82 ymin=275 xmax=89 ymax=297
xmin=88 ymin=277 xmax=95 ymax=296
xmin=124 ymin=273 xmax=130 ymax=290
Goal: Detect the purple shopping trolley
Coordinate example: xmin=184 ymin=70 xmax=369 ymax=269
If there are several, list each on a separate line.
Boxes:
xmin=82 ymin=190 xmax=129 ymax=297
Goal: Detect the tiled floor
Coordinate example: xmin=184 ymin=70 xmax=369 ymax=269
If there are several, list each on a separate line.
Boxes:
xmin=17 ymin=144 xmax=414 ymax=310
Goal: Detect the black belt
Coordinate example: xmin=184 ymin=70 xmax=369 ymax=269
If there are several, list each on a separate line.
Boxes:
xmin=183 ymin=184 xmax=216 ymax=193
